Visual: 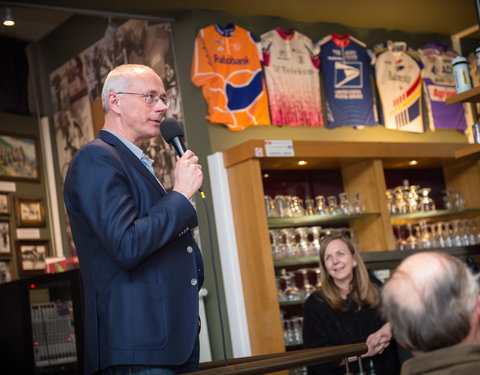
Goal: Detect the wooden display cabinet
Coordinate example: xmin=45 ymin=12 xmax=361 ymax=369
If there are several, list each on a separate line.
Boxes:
xmin=221 ymin=140 xmax=480 ymax=356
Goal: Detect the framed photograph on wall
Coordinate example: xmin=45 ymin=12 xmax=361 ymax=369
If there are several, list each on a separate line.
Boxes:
xmin=0 ymin=193 xmax=10 ymax=215
xmin=16 ymin=240 xmax=49 ymax=275
xmin=0 ymin=132 xmax=40 ymax=182
xmin=15 ymin=196 xmax=46 ymax=227
xmin=0 ymin=261 xmax=11 ymax=283
xmin=0 ymin=220 xmax=11 ymax=255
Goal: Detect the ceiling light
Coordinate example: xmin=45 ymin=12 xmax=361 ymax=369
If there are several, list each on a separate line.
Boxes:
xmin=263 ymin=173 xmax=270 ymax=178
xmin=297 ymin=160 xmax=307 ymax=166
xmin=3 ymin=8 xmax=14 ymax=27
xmin=408 ymin=160 xmax=418 ymax=166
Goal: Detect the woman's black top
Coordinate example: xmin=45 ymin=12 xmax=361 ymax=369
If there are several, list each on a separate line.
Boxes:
xmin=302 ymin=291 xmax=400 ymax=375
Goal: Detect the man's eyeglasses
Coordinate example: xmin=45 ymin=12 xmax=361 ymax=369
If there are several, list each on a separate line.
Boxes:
xmin=115 ymin=91 xmax=171 ymax=108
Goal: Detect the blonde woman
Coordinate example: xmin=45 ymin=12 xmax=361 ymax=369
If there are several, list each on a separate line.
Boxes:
xmin=303 ymin=233 xmax=400 ymax=375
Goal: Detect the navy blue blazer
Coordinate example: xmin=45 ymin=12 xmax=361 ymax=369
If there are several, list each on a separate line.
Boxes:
xmin=64 ymin=130 xmax=204 ymax=374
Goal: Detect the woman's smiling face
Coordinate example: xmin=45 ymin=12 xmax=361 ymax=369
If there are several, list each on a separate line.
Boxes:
xmin=323 ymin=238 xmax=357 ymax=285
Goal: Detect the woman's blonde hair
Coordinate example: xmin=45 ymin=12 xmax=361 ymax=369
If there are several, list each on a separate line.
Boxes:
xmin=316 ymin=233 xmax=379 ymax=311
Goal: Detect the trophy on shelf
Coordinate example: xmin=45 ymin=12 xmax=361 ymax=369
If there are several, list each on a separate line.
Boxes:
xmin=418 ymin=188 xmax=436 ymax=211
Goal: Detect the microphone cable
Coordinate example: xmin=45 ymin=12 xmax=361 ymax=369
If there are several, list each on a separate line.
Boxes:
xmin=198 ymin=188 xmax=229 ymax=367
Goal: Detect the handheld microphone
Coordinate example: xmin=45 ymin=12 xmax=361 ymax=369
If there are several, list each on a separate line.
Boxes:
xmin=160 ymin=118 xmax=187 ymax=156
xmin=160 ymin=118 xmax=205 ymax=198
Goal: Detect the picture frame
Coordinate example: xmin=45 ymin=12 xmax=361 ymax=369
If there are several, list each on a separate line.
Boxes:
xmin=15 ymin=196 xmax=46 ymax=227
xmin=0 ymin=260 xmax=11 ymax=283
xmin=0 ymin=132 xmax=40 ymax=182
xmin=0 ymin=193 xmax=10 ymax=215
xmin=0 ymin=219 xmax=12 ymax=256
xmin=16 ymin=240 xmax=49 ymax=275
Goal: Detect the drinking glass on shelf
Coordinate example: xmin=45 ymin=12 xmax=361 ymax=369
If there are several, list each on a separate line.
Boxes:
xmin=394 ymin=187 xmax=408 ymax=214
xmin=451 ymin=219 xmax=463 ymax=247
xmin=405 ymin=223 xmax=417 ymax=250
xmin=315 ymin=195 xmax=328 ymax=215
xmin=457 ymin=219 xmax=471 ymax=246
xmin=465 ymin=219 xmax=477 ymax=245
xmin=281 ymin=228 xmax=301 ymax=258
xmin=313 ymin=267 xmax=322 ymax=289
xmin=298 ymin=269 xmax=316 ymax=299
xmin=274 ymin=195 xmax=292 ymax=217
xmin=453 ymin=193 xmax=466 ymax=210
xmin=307 ymin=226 xmax=322 ymax=255
xmin=351 ymin=192 xmax=366 ymax=213
xmin=428 ymin=223 xmax=439 ymax=248
xmin=393 ymin=225 xmax=406 ymax=251
xmin=264 ymin=195 xmax=278 ymax=217
xmin=304 ymin=198 xmax=315 ymax=215
xmin=418 ymin=188 xmax=436 ymax=211
xmin=292 ymin=317 xmax=304 ymax=345
xmin=339 ymin=192 xmax=352 ymax=215
xmin=441 ymin=221 xmax=453 ymax=248
xmin=407 ymin=185 xmax=420 ymax=213
xmin=290 ymin=196 xmax=305 ymax=217
xmin=474 ymin=218 xmax=480 ymax=245
xmin=418 ymin=220 xmax=431 ymax=248
xmin=283 ymin=273 xmax=302 ymax=301
xmin=276 ymin=276 xmax=287 ymax=302
xmin=284 ymin=319 xmax=296 ymax=345
xmin=385 ymin=189 xmax=396 ymax=214
xmin=442 ymin=190 xmax=454 ymax=210
xmin=327 ymin=195 xmax=341 ymax=215
xmin=270 ymin=229 xmax=287 ymax=259
xmin=433 ymin=222 xmax=445 ymax=248
xmin=294 ymin=227 xmax=314 ymax=256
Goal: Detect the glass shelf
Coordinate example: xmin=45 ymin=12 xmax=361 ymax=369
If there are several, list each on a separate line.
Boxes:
xmin=267 ymin=212 xmax=380 ymax=228
xmin=390 ymin=208 xmax=480 ymax=223
xmin=274 ymin=256 xmax=318 ymax=267
xmin=280 ymin=299 xmax=306 ymax=307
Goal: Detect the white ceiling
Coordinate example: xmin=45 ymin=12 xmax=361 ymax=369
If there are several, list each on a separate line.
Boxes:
xmin=0 ymin=0 xmax=478 ymax=43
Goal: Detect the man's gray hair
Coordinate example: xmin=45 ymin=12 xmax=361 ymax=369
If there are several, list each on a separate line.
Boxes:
xmin=101 ymin=64 xmax=155 ymax=113
xmin=382 ymin=252 xmax=479 ymax=352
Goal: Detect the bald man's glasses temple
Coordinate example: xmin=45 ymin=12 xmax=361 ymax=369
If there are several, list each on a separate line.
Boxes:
xmin=115 ymin=92 xmax=171 ymax=108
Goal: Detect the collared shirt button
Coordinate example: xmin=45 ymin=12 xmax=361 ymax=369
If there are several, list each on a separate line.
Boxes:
xmin=191 ymin=278 xmax=198 ymax=286
xmin=187 ymin=246 xmax=193 ymax=253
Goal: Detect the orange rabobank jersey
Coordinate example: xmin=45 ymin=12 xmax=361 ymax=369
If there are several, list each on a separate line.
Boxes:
xmin=191 ymin=24 xmax=271 ymax=131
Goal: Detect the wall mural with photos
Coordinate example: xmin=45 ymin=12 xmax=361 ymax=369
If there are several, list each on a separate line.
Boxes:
xmin=48 ymin=19 xmax=187 ymax=254
xmin=49 ymin=19 xmax=184 ymax=188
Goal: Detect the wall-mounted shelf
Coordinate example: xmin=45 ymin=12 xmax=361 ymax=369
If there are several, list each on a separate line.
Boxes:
xmin=280 ymin=299 xmax=306 ymax=307
xmin=274 ymin=256 xmax=318 ymax=267
xmin=445 ymin=86 xmax=480 ymax=105
xmin=390 ymin=208 xmax=480 ymax=223
xmin=454 ymin=144 xmax=480 ymax=159
xmin=268 ymin=212 xmax=380 ymax=228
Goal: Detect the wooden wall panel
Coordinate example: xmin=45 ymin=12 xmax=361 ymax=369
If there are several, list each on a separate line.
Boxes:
xmin=342 ymin=160 xmax=395 ymax=252
xmin=226 ymin=159 xmax=285 ymax=355
xmin=443 ymin=159 xmax=480 ymax=208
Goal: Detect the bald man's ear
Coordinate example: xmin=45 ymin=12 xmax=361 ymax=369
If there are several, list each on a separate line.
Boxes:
xmin=475 ymin=296 xmax=480 ymax=319
xmin=108 ymin=92 xmax=121 ymax=115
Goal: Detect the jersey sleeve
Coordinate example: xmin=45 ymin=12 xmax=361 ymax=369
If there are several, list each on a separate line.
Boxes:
xmin=260 ymin=32 xmax=272 ymax=67
xmin=191 ymin=29 xmax=214 ymax=87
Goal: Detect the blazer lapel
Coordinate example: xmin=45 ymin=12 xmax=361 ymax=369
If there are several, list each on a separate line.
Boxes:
xmin=97 ymin=131 xmax=167 ymax=196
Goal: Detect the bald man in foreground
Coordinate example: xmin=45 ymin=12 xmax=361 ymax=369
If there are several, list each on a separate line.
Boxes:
xmin=382 ymin=252 xmax=480 ymax=375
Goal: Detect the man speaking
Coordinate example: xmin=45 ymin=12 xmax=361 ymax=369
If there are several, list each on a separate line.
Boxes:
xmin=64 ymin=64 xmax=204 ymax=375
